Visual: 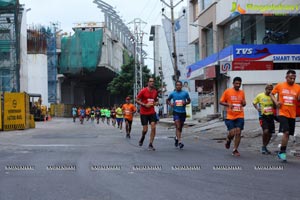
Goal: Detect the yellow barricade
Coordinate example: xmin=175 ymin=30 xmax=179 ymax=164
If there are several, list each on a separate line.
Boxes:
xmin=3 ymin=92 xmax=28 ymax=131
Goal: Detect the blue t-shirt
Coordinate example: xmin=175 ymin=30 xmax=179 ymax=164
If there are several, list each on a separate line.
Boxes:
xmin=72 ymin=107 xmax=77 ymax=115
xmin=168 ymin=90 xmax=190 ymax=113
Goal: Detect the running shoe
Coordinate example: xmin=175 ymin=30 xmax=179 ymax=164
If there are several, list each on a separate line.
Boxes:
xmin=174 ymin=137 xmax=179 ymax=147
xmin=225 ymin=139 xmax=231 ymax=149
xmin=139 ymin=134 xmax=145 ymax=146
xmin=126 ymin=134 xmax=130 ymax=139
xmin=179 ymin=143 xmax=184 ymax=149
xmin=232 ymin=149 xmax=240 ymax=156
xmin=277 ymin=152 xmax=287 ymax=162
xmin=148 ymin=143 xmax=156 ymax=151
xmin=261 ymin=146 xmax=271 ymax=154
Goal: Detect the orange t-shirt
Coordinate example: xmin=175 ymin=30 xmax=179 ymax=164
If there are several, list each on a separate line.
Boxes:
xmin=122 ymin=103 xmax=136 ymax=121
xmin=272 ymin=82 xmax=300 ymax=119
xmin=220 ymin=88 xmax=246 ymax=120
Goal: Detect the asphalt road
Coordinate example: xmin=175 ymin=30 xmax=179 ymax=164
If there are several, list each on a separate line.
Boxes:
xmin=0 ymin=118 xmax=299 ymax=200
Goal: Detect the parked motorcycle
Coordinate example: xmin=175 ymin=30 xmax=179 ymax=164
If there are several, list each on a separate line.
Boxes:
xmin=262 ymin=29 xmax=288 ymax=44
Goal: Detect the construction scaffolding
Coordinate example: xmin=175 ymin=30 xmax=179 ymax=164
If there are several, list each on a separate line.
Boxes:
xmin=47 ymin=24 xmax=58 ymax=104
xmin=27 ymin=24 xmax=58 ymax=104
xmin=59 ymin=27 xmax=103 ymax=74
xmin=0 ymin=0 xmax=22 ymax=92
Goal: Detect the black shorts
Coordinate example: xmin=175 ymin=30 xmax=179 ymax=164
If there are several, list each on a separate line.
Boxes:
xmin=173 ymin=111 xmax=186 ymax=122
xmin=125 ymin=118 xmax=133 ymax=125
xmin=259 ymin=114 xmax=275 ymax=134
xmin=277 ymin=116 xmax=296 ymax=136
xmin=140 ymin=114 xmax=156 ymax=126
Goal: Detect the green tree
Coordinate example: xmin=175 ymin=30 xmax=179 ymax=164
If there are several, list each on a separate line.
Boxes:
xmin=107 ymin=57 xmax=153 ymax=99
xmin=107 ymin=57 xmax=135 ymax=97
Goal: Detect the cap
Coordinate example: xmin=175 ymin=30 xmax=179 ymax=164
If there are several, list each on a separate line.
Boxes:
xmin=126 ymin=96 xmax=130 ymax=100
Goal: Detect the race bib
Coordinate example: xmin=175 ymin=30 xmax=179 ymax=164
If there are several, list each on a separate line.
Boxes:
xmin=175 ymin=100 xmax=184 ymax=106
xmin=124 ymin=110 xmax=131 ymax=115
xmin=232 ymin=103 xmax=242 ymax=112
xmin=283 ymin=95 xmax=294 ymax=106
xmin=263 ymin=106 xmax=273 ymax=113
xmin=147 ymin=98 xmax=154 ymax=106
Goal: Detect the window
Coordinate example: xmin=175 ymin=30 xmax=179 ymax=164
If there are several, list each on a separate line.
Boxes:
xmin=204 ymin=27 xmax=213 ymax=57
xmin=264 ymin=16 xmax=300 ymax=44
xmin=241 ymin=15 xmax=257 ymax=44
xmin=191 ymin=0 xmax=199 ymax=20
xmin=223 ymin=18 xmax=241 ymax=48
xmin=194 ymin=42 xmax=199 ymax=62
xmin=200 ymin=0 xmax=213 ymax=11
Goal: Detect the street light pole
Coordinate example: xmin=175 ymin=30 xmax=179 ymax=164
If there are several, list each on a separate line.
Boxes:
xmin=170 ymin=0 xmax=179 ymax=82
xmin=161 ymin=0 xmax=184 ymax=82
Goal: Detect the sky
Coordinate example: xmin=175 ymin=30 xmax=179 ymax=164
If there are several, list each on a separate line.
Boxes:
xmin=20 ymin=0 xmax=187 ymax=71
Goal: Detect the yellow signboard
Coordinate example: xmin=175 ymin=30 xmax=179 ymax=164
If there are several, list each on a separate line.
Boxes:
xmin=4 ymin=93 xmax=26 ymax=130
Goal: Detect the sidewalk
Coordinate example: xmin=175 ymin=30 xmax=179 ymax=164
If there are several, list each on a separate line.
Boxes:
xmin=158 ymin=117 xmax=300 ymax=158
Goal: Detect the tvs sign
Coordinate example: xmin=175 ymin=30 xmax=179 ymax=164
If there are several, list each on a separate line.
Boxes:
xmin=235 ymin=48 xmax=253 ymax=55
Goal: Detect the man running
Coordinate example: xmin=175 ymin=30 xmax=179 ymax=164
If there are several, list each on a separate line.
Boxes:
xmin=79 ymin=107 xmax=85 ymax=124
xmin=136 ymin=77 xmax=158 ymax=151
xmin=100 ymin=107 xmax=106 ymax=123
xmin=95 ymin=106 xmax=100 ymax=124
xmin=253 ymin=84 xmax=275 ymax=154
xmin=90 ymin=106 xmax=95 ymax=122
xmin=72 ymin=105 xmax=77 ymax=123
xmin=270 ymin=69 xmax=300 ymax=162
xmin=166 ymin=81 xmax=191 ymax=149
xmin=122 ymin=96 xmax=137 ymax=138
xmin=116 ymin=104 xmax=124 ymax=132
xmin=220 ymin=77 xmax=246 ymax=156
xmin=111 ymin=107 xmax=117 ymax=127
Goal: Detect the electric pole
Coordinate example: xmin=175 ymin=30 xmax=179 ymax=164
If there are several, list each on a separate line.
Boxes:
xmin=161 ymin=0 xmax=184 ymax=82
xmin=128 ymin=18 xmax=147 ymax=101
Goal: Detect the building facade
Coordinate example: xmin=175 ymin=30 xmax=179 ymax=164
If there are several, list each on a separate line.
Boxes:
xmin=187 ymin=0 xmax=300 ymax=119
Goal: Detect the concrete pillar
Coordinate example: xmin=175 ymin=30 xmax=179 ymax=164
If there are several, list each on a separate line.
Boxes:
xmin=71 ymin=81 xmax=75 ymax=104
xmin=56 ymin=75 xmax=64 ymax=104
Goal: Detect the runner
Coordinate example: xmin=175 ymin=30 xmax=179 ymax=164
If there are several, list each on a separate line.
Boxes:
xmin=79 ymin=107 xmax=85 ymax=124
xmin=90 ymin=106 xmax=95 ymax=122
xmin=111 ymin=106 xmax=117 ymax=127
xmin=116 ymin=104 xmax=124 ymax=132
xmin=85 ymin=106 xmax=91 ymax=121
xmin=136 ymin=77 xmax=159 ymax=151
xmin=122 ymin=96 xmax=137 ymax=138
xmin=252 ymin=84 xmax=275 ymax=154
xmin=95 ymin=106 xmax=100 ymax=124
xmin=166 ymin=81 xmax=191 ymax=149
xmin=100 ymin=107 xmax=106 ymax=123
xmin=72 ymin=105 xmax=77 ymax=123
xmin=220 ymin=77 xmax=246 ymax=156
xmin=105 ymin=107 xmax=111 ymax=125
xmin=270 ymin=69 xmax=300 ymax=162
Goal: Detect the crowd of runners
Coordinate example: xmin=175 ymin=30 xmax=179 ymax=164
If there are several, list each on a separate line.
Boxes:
xmin=71 ymin=97 xmax=138 ymax=138
xmin=70 ymin=70 xmax=300 ymax=163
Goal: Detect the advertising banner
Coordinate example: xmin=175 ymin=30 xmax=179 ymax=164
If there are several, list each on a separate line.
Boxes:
xmin=232 ymin=61 xmax=273 ymax=70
